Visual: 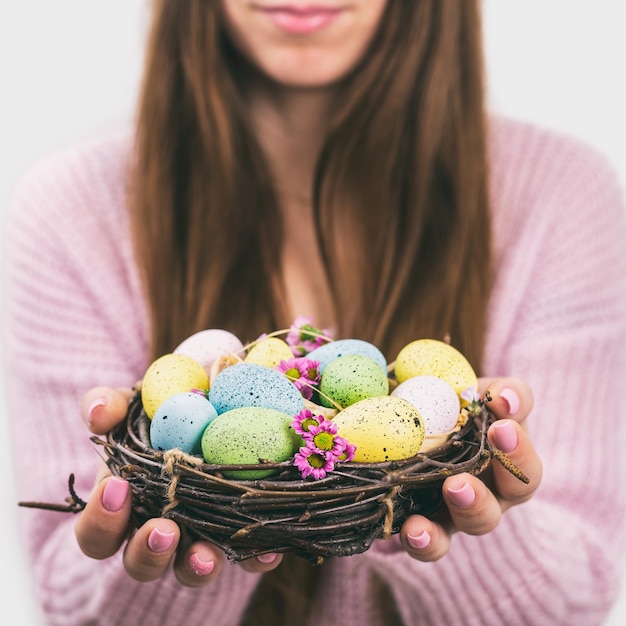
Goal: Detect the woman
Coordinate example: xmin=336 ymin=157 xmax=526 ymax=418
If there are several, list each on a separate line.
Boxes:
xmin=4 ymin=1 xmax=625 ymax=624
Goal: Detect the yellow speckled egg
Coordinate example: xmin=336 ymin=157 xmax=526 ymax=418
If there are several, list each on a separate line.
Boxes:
xmin=394 ymin=339 xmax=477 ymax=406
xmin=141 ymin=353 xmax=209 ymax=419
xmin=244 ymin=337 xmax=294 ymax=368
xmin=333 ymin=396 xmax=425 ymax=463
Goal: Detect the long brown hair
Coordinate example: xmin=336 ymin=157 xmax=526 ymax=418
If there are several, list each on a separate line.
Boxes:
xmin=130 ymin=0 xmax=490 ymax=622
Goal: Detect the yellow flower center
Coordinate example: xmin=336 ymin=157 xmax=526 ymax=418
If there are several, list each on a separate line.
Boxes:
xmin=285 ymin=367 xmax=300 ymax=380
xmin=308 ymin=453 xmax=325 ymax=469
xmin=313 ymin=432 xmax=334 ymax=451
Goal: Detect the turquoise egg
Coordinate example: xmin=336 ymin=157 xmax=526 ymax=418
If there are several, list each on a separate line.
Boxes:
xmin=319 ymin=354 xmax=389 ymax=409
xmin=208 ymin=362 xmax=304 ymax=416
xmin=150 ymin=392 xmax=218 ymax=455
xmin=307 ymin=338 xmax=387 ymax=374
xmin=201 ymin=407 xmax=302 ymax=479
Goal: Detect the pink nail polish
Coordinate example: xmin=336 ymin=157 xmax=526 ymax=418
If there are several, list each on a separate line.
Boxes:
xmin=492 ymin=420 xmax=518 ymax=453
xmin=499 ymin=388 xmax=520 ymax=416
xmin=447 ymin=482 xmax=476 ymax=508
xmin=86 ymin=397 xmax=107 ymax=426
xmin=407 ymin=530 xmax=431 ymax=549
xmin=102 ymin=477 xmax=129 ymax=512
xmin=257 ymin=553 xmax=277 ymax=564
xmin=147 ymin=528 xmax=176 ymax=553
xmin=189 ymin=553 xmax=215 ymax=576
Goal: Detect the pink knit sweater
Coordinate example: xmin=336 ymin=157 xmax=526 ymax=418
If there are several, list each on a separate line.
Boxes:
xmin=3 ymin=116 xmax=626 ymax=626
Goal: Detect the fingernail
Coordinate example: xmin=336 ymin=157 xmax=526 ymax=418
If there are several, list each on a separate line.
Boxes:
xmin=189 ymin=553 xmax=215 ymax=576
xmin=86 ymin=397 xmax=107 ymax=426
xmin=447 ymin=482 xmax=476 ymax=508
xmin=407 ymin=530 xmax=431 ymax=549
xmin=499 ymin=388 xmax=520 ymax=416
xmin=148 ymin=528 xmax=176 ymax=553
xmin=257 ymin=553 xmax=277 ymax=564
xmin=492 ymin=420 xmax=518 ymax=453
xmin=102 ymin=476 xmax=129 ymax=512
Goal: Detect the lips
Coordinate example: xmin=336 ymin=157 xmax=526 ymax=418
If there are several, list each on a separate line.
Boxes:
xmin=261 ymin=5 xmax=344 ymax=34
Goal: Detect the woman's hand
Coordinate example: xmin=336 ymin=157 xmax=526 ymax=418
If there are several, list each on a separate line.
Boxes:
xmin=75 ymin=386 xmax=282 ymax=586
xmin=398 ymin=376 xmax=543 ymax=561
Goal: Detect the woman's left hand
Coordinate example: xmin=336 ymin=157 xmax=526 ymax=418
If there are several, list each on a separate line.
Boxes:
xmin=398 ymin=376 xmax=543 ymax=561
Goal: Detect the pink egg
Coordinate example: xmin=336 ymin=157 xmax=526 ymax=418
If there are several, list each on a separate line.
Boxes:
xmin=174 ymin=329 xmax=244 ymax=375
xmin=391 ymin=375 xmax=460 ymax=435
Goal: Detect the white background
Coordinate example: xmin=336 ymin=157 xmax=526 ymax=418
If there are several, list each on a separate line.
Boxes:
xmin=1 ymin=2 xmax=625 ymax=624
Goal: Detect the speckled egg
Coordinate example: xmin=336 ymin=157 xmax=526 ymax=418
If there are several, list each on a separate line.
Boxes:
xmin=319 ymin=354 xmax=389 ymax=409
xmin=149 ymin=392 xmax=218 ymax=454
xmin=391 ymin=375 xmax=460 ymax=435
xmin=173 ymin=329 xmax=244 ymax=375
xmin=333 ymin=396 xmax=425 ymax=463
xmin=141 ymin=353 xmax=210 ymax=419
xmin=393 ymin=339 xmax=478 ymax=406
xmin=307 ymin=339 xmax=387 ymax=374
xmin=244 ymin=337 xmax=294 ymax=368
xmin=201 ymin=407 xmax=302 ymax=479
xmin=209 ymin=362 xmax=304 ymax=415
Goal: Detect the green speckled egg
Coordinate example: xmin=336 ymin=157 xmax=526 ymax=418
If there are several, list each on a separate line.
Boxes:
xmin=244 ymin=337 xmax=294 ymax=368
xmin=333 ymin=396 xmax=425 ymax=463
xmin=394 ymin=339 xmax=478 ymax=406
xmin=319 ymin=354 xmax=389 ymax=409
xmin=141 ymin=353 xmax=209 ymax=419
xmin=200 ymin=407 xmax=302 ymax=479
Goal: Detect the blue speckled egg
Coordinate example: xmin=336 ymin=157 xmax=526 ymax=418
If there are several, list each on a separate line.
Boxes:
xmin=307 ymin=338 xmax=387 ymax=374
xmin=208 ymin=362 xmax=304 ymax=415
xmin=319 ymin=354 xmax=389 ymax=409
xmin=149 ymin=392 xmax=218 ymax=454
xmin=201 ymin=407 xmax=302 ymax=479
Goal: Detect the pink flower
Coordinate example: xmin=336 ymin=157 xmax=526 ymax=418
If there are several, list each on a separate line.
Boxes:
xmin=286 ymin=316 xmax=333 ymax=357
xmin=275 ymin=357 xmax=320 ymax=400
xmin=301 ymin=421 xmax=345 ymax=457
xmin=291 ymin=409 xmax=326 ymax=435
xmin=293 ymin=443 xmax=336 ymax=480
xmin=334 ymin=436 xmax=357 ymax=462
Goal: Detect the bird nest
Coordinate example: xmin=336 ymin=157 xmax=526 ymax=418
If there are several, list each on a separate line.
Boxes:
xmin=83 ymin=390 xmax=525 ymax=565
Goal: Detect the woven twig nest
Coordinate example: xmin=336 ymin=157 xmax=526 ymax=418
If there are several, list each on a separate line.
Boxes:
xmin=93 ymin=391 xmax=514 ymax=565
xmin=19 ymin=326 xmax=528 ymax=565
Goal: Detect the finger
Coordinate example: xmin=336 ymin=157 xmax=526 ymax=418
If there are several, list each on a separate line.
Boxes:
xmin=478 ymin=377 xmax=534 ymax=425
xmin=81 ymin=386 xmax=134 ymax=434
xmin=399 ymin=515 xmax=451 ymax=562
xmin=123 ymin=519 xmax=180 ymax=582
xmin=173 ymin=540 xmax=225 ymax=587
xmin=488 ymin=418 xmax=543 ymax=509
xmin=442 ymin=473 xmax=502 ymax=536
xmin=74 ymin=474 xmax=132 ymax=559
xmin=237 ymin=552 xmax=283 ymax=573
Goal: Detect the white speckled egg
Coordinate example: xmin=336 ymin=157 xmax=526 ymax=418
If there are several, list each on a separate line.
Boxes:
xmin=391 ymin=375 xmax=460 ymax=435
xmin=319 ymin=354 xmax=389 ymax=409
xmin=141 ymin=353 xmax=210 ymax=419
xmin=307 ymin=339 xmax=387 ymax=374
xmin=244 ymin=337 xmax=294 ymax=368
xmin=173 ymin=329 xmax=244 ymax=375
xmin=201 ymin=407 xmax=301 ymax=479
xmin=150 ymin=392 xmax=218 ymax=454
xmin=209 ymin=362 xmax=304 ymax=415
xmin=393 ymin=339 xmax=478 ymax=406
xmin=333 ymin=396 xmax=425 ymax=463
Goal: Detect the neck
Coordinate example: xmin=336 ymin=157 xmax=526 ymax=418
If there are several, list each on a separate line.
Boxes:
xmin=247 ymin=81 xmax=335 ymax=205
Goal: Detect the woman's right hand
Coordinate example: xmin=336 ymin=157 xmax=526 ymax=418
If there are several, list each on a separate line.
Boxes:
xmin=75 ymin=386 xmax=282 ymax=586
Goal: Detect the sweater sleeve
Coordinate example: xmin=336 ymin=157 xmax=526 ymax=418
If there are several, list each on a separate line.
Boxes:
xmin=349 ymin=124 xmax=626 ymax=626
xmin=2 ymin=141 xmax=261 ymax=626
